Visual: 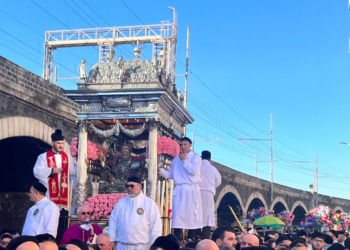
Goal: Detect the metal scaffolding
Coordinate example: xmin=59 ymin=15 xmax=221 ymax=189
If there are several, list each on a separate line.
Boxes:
xmin=43 ymin=8 xmax=178 ymax=83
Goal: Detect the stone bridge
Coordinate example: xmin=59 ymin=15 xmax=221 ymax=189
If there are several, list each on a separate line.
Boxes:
xmin=213 ymin=161 xmax=350 ymax=227
xmin=1 ymin=55 xmax=349 ymax=231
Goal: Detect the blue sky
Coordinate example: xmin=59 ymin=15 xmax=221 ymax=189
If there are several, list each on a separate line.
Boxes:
xmin=1 ymin=1 xmax=350 ymax=199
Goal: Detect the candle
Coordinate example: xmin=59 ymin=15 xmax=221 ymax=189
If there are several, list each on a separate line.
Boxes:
xmin=143 ymin=180 xmax=146 ymax=194
xmin=164 ymin=180 xmax=169 ymax=236
xmin=160 ymin=180 xmax=165 ymax=217
xmin=169 ymin=179 xmax=174 ymax=229
xmin=157 ymin=180 xmax=161 ymax=213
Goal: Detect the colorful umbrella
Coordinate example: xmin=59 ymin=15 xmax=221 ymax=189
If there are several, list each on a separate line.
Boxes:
xmin=253 ymin=216 xmax=285 ymax=228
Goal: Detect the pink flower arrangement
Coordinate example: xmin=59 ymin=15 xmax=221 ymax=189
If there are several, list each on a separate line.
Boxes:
xmin=87 ymin=141 xmax=99 ymax=160
xmin=147 ymin=136 xmax=180 ymax=157
xmin=81 ymin=193 xmax=128 ymax=220
xmin=70 ymin=137 xmax=78 ymax=157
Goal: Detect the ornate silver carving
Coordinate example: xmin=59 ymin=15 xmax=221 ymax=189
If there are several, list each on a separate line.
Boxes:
xmin=88 ymin=122 xmax=146 ymax=139
xmin=120 ymin=123 xmax=146 ymax=137
xmin=104 ymin=97 xmax=131 ymax=111
xmin=78 ymin=58 xmax=86 ymax=80
xmin=79 ymin=103 xmax=103 ymax=112
xmin=146 ymin=181 xmax=153 ymax=198
xmin=132 ymin=102 xmax=157 ymax=112
xmin=78 ymin=120 xmax=88 ymax=133
xmin=74 ymin=182 xmax=87 ymax=213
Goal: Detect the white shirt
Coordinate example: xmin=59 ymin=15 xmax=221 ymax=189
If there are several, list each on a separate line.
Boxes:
xmin=159 ymin=151 xmax=202 ymax=185
xmin=22 ymin=197 xmax=60 ymax=237
xmin=199 ymin=160 xmax=221 ymax=195
xmin=33 ymin=151 xmax=76 ymax=210
xmin=108 ymin=192 xmax=162 ymax=245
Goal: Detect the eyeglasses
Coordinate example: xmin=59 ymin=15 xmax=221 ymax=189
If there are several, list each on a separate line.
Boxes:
xmin=125 ymin=184 xmax=139 ymax=189
xmin=80 ymin=212 xmax=91 ymax=215
xmin=312 ymin=239 xmax=324 ymax=244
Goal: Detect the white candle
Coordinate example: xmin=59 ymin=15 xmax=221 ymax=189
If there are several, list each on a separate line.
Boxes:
xmin=160 ymin=180 xmax=165 ymax=217
xmin=169 ymin=179 xmax=174 ymax=229
xmin=157 ymin=180 xmax=161 ymax=200
xmin=143 ymin=180 xmax=147 ymax=194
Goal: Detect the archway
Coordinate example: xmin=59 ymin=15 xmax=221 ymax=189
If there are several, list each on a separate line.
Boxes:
xmin=217 ymin=192 xmax=244 ymax=228
xmin=0 ymin=136 xmax=51 ymax=230
xmin=245 ymin=192 xmax=268 ymax=214
xmin=270 ymin=196 xmax=289 ymax=213
xmin=291 ymin=201 xmax=308 ymax=226
xmin=334 ymin=206 xmax=344 ymax=213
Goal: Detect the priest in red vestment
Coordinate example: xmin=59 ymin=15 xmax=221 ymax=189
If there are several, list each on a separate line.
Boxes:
xmin=60 ymin=205 xmax=103 ymax=245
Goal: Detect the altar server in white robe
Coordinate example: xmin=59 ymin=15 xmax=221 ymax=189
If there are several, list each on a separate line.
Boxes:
xmin=199 ymin=150 xmax=221 ymax=239
xmin=159 ymin=137 xmax=203 ymax=241
xmin=22 ymin=182 xmax=60 ymax=237
xmin=33 ymin=129 xmax=76 ymax=243
xmin=108 ymin=176 xmax=162 ymax=250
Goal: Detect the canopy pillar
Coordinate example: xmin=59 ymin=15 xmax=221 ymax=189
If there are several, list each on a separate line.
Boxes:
xmin=147 ymin=120 xmax=158 ymax=201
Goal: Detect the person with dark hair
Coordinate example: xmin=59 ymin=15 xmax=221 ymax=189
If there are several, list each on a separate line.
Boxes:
xmin=151 ymin=234 xmax=180 ymax=250
xmin=6 ymin=235 xmax=40 ymax=250
xmin=33 ymin=129 xmax=76 ymax=243
xmin=159 ymin=137 xmax=202 ymax=241
xmin=35 ymin=233 xmax=58 ymax=250
xmin=289 ymin=239 xmax=308 ymax=250
xmin=241 ymin=234 xmax=260 ymax=248
xmin=256 ymin=228 xmax=264 ymax=234
xmin=66 ymin=239 xmax=89 ymax=250
xmin=334 ymin=231 xmax=345 ymax=246
xmin=87 ymin=245 xmax=99 ymax=250
xmin=310 ymin=232 xmax=325 ymax=250
xmin=108 ymin=177 xmax=162 ymax=250
xmin=327 ymin=231 xmax=338 ymax=242
xmin=266 ymin=239 xmax=276 ymax=250
xmin=22 ymin=182 xmax=60 ymax=237
xmin=235 ymin=230 xmax=243 ymax=243
xmin=265 ymin=231 xmax=277 ymax=242
xmin=0 ymin=234 xmax=12 ymax=248
xmin=199 ymin=150 xmax=221 ymax=239
xmin=212 ymin=228 xmax=237 ymax=248
xmin=257 ymin=232 xmax=265 ymax=243
xmin=297 ymin=230 xmax=308 ymax=241
xmin=324 ymin=234 xmax=334 ymax=250
xmin=267 ymin=227 xmax=273 ymax=232
xmin=275 ymin=236 xmax=292 ymax=250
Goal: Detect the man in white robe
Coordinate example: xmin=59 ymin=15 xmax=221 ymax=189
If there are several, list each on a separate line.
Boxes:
xmin=159 ymin=137 xmax=202 ymax=241
xmin=33 ymin=129 xmax=76 ymax=243
xmin=108 ymin=176 xmax=162 ymax=250
xmin=22 ymin=182 xmax=60 ymax=237
xmin=199 ymin=150 xmax=221 ymax=239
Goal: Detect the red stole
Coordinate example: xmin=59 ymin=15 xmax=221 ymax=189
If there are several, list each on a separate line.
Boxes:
xmin=46 ymin=149 xmax=69 ymax=208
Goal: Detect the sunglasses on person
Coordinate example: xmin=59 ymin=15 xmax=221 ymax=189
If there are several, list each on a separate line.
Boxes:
xmin=80 ymin=212 xmax=91 ymax=215
xmin=125 ymin=184 xmax=139 ymax=189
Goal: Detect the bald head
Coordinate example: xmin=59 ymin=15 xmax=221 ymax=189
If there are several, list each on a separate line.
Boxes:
xmin=196 ymin=239 xmax=220 ymax=250
xmin=241 ymin=234 xmax=260 ymax=248
xmin=96 ymin=233 xmax=113 ymax=250
xmin=39 ymin=241 xmax=58 ymax=250
xmin=17 ymin=241 xmax=40 ymax=250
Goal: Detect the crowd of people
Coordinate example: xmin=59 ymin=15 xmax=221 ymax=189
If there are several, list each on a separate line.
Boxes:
xmin=2 ymin=130 xmax=350 ymax=250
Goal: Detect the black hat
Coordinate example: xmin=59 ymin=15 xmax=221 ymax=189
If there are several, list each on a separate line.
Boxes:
xmin=201 ymin=150 xmax=211 ymax=160
xmin=311 ymin=232 xmax=325 ymax=240
xmin=0 ymin=234 xmax=12 ymax=241
xmin=7 ymin=236 xmax=39 ymax=250
xmin=338 ymin=231 xmax=345 ymax=235
xmin=51 ymin=129 xmax=65 ymax=141
xmin=181 ymin=137 xmax=192 ymax=144
xmin=32 ymin=182 xmax=47 ymax=194
xmin=68 ymin=239 xmax=88 ymax=250
xmin=151 ymin=235 xmax=180 ymax=250
xmin=290 ymin=239 xmax=307 ymax=249
xmin=324 ymin=234 xmax=334 ymax=245
xmin=34 ymin=233 xmax=56 ymax=243
xmin=328 ymin=243 xmax=345 ymax=250
xmin=329 ymin=230 xmax=339 ymax=238
xmin=127 ymin=176 xmax=142 ymax=184
xmin=344 ymin=238 xmax=350 ymax=249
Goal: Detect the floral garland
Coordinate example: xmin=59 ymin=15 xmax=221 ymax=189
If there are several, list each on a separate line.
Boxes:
xmin=88 ymin=122 xmax=146 ymax=139
xmin=300 ymin=205 xmax=350 ymax=230
xmin=146 ymin=136 xmax=180 ymax=157
xmin=82 ymin=193 xmax=128 ymax=220
xmin=70 ymin=137 xmax=78 ymax=157
xmin=70 ymin=138 xmax=107 ymax=160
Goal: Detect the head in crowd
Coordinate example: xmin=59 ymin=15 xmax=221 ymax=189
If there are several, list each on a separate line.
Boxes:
xmin=0 ymin=234 xmax=12 ymax=248
xmin=266 ymin=239 xmax=276 ymax=250
xmin=324 ymin=234 xmax=334 ymax=247
xmin=267 ymin=226 xmax=273 ymax=231
xmin=35 ymin=234 xmax=57 ymax=250
xmin=327 ymin=231 xmax=338 ymax=242
xmin=180 ymin=137 xmax=192 ymax=153
xmin=96 ymin=233 xmax=113 ymax=250
xmin=51 ymin=129 xmax=65 ymax=153
xmin=212 ymin=227 xmax=237 ymax=248
xmin=265 ymin=231 xmax=277 ymax=242
xmin=29 ymin=182 xmax=47 ymax=202
xmin=201 ymin=151 xmax=211 ymax=161
xmin=66 ymin=239 xmax=88 ymax=250
xmin=297 ymin=230 xmax=308 ymax=241
xmin=256 ymin=227 xmax=264 ymax=233
xmin=87 ymin=245 xmax=99 ymax=250
xmin=257 ymin=232 xmax=264 ymax=243
xmin=241 ymin=234 xmax=260 ymax=248
xmin=290 ymin=239 xmax=308 ymax=250
xmin=7 ymin=236 xmax=40 ymax=250
xmin=337 ymin=231 xmax=346 ymax=244
xmin=328 ymin=243 xmax=345 ymax=250
xmin=234 ymin=230 xmax=243 ymax=243
xmin=76 ymin=205 xmax=91 ymax=224
xmin=310 ymin=232 xmax=325 ymax=250
xmin=151 ymin=234 xmax=180 ymax=250
xmin=126 ymin=176 xmax=142 ymax=198
xmin=196 ymin=239 xmax=219 ymax=250
xmin=276 ymin=236 xmax=292 ymax=250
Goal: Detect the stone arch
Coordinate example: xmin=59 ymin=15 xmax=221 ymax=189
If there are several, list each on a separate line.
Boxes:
xmin=290 ymin=201 xmax=308 ymax=213
xmin=244 ymin=192 xmax=268 ymax=214
xmin=334 ymin=206 xmax=344 ymax=213
xmin=215 ymin=185 xmax=245 ymax=211
xmin=0 ymin=116 xmax=70 ymax=152
xmin=270 ymin=196 xmax=290 ymax=212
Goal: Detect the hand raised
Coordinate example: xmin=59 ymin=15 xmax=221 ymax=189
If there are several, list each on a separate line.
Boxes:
xmin=179 ymin=152 xmax=186 ymax=161
xmin=52 ymin=168 xmax=63 ymax=174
